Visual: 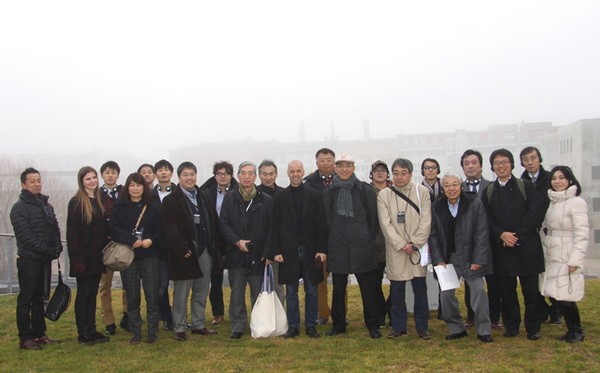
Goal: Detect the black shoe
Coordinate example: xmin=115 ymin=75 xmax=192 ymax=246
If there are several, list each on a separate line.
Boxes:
xmin=369 ymin=329 xmax=382 ymax=339
xmin=477 ymin=334 xmax=493 ymax=343
xmin=120 ymin=313 xmax=131 ymax=332
xmin=564 ymin=327 xmax=584 ymax=343
xmin=503 ymin=330 xmax=519 ymax=338
xmin=105 ymin=323 xmax=116 ymax=335
xmin=527 ymin=332 xmax=541 ymax=341
xmin=387 ymin=330 xmax=407 ymax=339
xmin=556 ymin=330 xmax=573 ymax=341
xmin=547 ymin=317 xmax=562 ymax=325
xmin=174 ymin=332 xmax=187 ymax=341
xmin=325 ymin=329 xmax=345 ymax=336
xmin=283 ymin=328 xmax=300 ymax=339
xmin=230 ymin=332 xmax=243 ymax=339
xmin=147 ymin=335 xmax=157 ymax=344
xmin=77 ymin=335 xmax=96 ymax=346
xmin=445 ymin=330 xmax=468 ymax=340
xmin=417 ymin=330 xmax=431 ymax=340
xmin=464 ymin=320 xmax=474 ymax=328
xmin=91 ymin=331 xmax=110 ymax=343
xmin=163 ymin=320 xmax=174 ymax=331
xmin=129 ymin=334 xmax=141 ymax=345
xmin=306 ymin=327 xmax=320 ymax=339
xmin=379 ymin=317 xmax=386 ymax=328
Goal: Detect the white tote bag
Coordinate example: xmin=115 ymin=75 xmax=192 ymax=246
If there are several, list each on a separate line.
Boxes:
xmin=250 ymin=264 xmax=288 ymax=338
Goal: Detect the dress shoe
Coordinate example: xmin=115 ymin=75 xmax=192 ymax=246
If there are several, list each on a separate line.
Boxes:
xmin=34 ymin=335 xmax=62 ymax=344
xmin=387 ymin=330 xmax=407 ymax=339
xmin=306 ymin=327 xmax=320 ymax=339
xmin=191 ymin=327 xmax=218 ymax=335
xmin=78 ymin=335 xmax=96 ymax=346
xmin=564 ymin=326 xmax=585 ymax=343
xmin=230 ymin=332 xmax=243 ymax=339
xmin=120 ymin=313 xmax=131 ymax=332
xmin=212 ymin=315 xmax=224 ymax=325
xmin=325 ymin=329 xmax=345 ymax=336
xmin=503 ymin=330 xmax=519 ymax=338
xmin=147 ymin=335 xmax=157 ymax=344
xmin=92 ymin=331 xmax=110 ymax=343
xmin=105 ymin=323 xmax=116 ymax=335
xmin=284 ymin=328 xmax=300 ymax=339
xmin=464 ymin=320 xmax=474 ymax=328
xmin=527 ymin=332 xmax=541 ymax=341
xmin=369 ymin=329 xmax=382 ymax=339
xmin=174 ymin=332 xmax=187 ymax=341
xmin=130 ymin=334 xmax=142 ymax=345
xmin=477 ymin=334 xmax=494 ymax=343
xmin=20 ymin=339 xmax=42 ymax=350
xmin=315 ymin=317 xmax=328 ymax=325
xmin=417 ymin=330 xmax=431 ymax=340
xmin=379 ymin=317 xmax=386 ymax=328
xmin=163 ymin=320 xmax=174 ymax=330
xmin=547 ymin=317 xmax=562 ymax=325
xmin=491 ymin=321 xmax=503 ymax=330
xmin=556 ymin=330 xmax=573 ymax=341
xmin=445 ymin=330 xmax=468 ymax=340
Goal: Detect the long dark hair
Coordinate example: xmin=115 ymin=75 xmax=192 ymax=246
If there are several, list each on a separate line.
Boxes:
xmin=120 ymin=173 xmax=152 ymax=204
xmin=549 ymin=166 xmax=582 ymax=196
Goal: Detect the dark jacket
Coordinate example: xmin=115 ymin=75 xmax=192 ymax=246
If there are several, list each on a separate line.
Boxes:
xmin=520 ymin=166 xmax=551 ymax=211
xmin=10 ymin=189 xmax=62 ymax=260
xmin=199 ymin=176 xmax=239 ymax=197
xmin=323 ymin=178 xmax=379 ymax=274
xmin=257 ymin=183 xmax=283 ymax=198
xmin=151 ymin=182 xmax=177 ymax=263
xmin=100 ymin=185 xmax=123 ymax=219
xmin=429 ymin=193 xmax=492 ymax=280
xmin=304 ymin=170 xmax=332 ymax=192
xmin=161 ymin=185 xmax=223 ymax=281
xmin=219 ymin=187 xmax=273 ymax=275
xmin=461 ymin=177 xmax=491 ymax=198
xmin=482 ymin=175 xmax=545 ymax=276
xmin=66 ymin=196 xmax=108 ymax=277
xmin=268 ymin=184 xmax=327 ymax=285
xmin=109 ymin=199 xmax=161 ymax=261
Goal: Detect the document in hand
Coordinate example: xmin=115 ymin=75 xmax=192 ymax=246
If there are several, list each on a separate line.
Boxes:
xmin=433 ymin=264 xmax=460 ymax=291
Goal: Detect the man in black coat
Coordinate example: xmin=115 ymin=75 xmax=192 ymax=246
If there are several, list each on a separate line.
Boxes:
xmin=268 ymin=160 xmax=327 ymax=339
xmin=10 ymin=167 xmax=62 ymax=350
xmin=161 ymin=162 xmax=222 ymax=341
xmin=482 ymin=149 xmax=546 ymax=340
xmin=220 ymin=161 xmax=274 ymax=339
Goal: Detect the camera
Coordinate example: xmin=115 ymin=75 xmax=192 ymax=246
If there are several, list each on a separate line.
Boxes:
xmin=397 ymin=211 xmax=405 ymax=224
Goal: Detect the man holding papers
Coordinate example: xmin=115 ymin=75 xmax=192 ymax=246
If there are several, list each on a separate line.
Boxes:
xmin=429 ymin=171 xmax=494 ymax=343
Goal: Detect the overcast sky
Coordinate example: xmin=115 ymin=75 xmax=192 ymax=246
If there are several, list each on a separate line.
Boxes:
xmin=1 ymin=1 xmax=598 ymax=160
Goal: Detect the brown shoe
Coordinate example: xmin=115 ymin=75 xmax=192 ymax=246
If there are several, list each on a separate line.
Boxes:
xmin=464 ymin=320 xmax=475 ymax=328
xmin=491 ymin=321 xmax=503 ymax=330
xmin=174 ymin=332 xmax=187 ymax=341
xmin=211 ymin=315 xmax=224 ymax=325
xmin=20 ymin=339 xmax=43 ymax=350
xmin=34 ymin=335 xmax=62 ymax=344
xmin=417 ymin=330 xmax=431 ymax=340
xmin=191 ymin=327 xmax=218 ymax=335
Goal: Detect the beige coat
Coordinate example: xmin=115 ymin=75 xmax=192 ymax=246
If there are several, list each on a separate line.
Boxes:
xmin=377 ymin=181 xmax=431 ymax=281
xmin=540 ymin=185 xmax=589 ymax=302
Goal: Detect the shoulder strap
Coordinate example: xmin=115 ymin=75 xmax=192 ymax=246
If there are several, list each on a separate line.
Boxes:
xmin=389 ymin=186 xmax=420 ymax=215
xmin=487 ymin=180 xmax=527 ymax=201
xmin=133 ymin=205 xmax=147 ymax=230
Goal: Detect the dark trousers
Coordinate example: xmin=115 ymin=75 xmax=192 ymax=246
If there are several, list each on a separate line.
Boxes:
xmin=209 ymin=271 xmax=225 ymax=317
xmin=499 ymin=274 xmax=545 ymax=334
xmin=466 ymin=273 xmax=501 ymax=323
xmin=558 ymin=301 xmax=581 ymax=327
xmin=75 ymin=273 xmax=102 ymax=336
xmin=158 ymin=261 xmax=172 ymax=322
xmin=121 ymin=256 xmax=160 ymax=338
xmin=16 ymin=257 xmax=49 ymax=342
xmin=331 ymin=268 xmax=382 ymax=332
xmin=390 ymin=277 xmax=429 ymax=332
xmin=375 ymin=262 xmax=391 ymax=321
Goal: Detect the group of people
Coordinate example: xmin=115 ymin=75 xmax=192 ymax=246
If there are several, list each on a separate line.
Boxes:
xmin=11 ymin=145 xmax=588 ymax=350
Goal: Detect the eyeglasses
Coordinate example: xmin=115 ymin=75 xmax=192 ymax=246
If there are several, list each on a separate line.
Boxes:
xmin=423 ymin=166 xmax=438 ymax=171
xmin=215 ymin=172 xmax=230 ymax=177
xmin=392 ymin=172 xmax=411 ymax=178
xmin=493 ymin=160 xmax=511 ymax=166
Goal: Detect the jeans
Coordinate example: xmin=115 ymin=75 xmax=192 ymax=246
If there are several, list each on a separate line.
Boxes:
xmin=285 ymin=246 xmax=317 ymax=329
xmin=16 ymin=257 xmax=49 ymax=342
xmin=390 ymin=277 xmax=429 ymax=332
xmin=75 ymin=273 xmax=102 ymax=336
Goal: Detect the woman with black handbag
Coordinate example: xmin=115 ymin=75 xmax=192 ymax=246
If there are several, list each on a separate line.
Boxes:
xmin=110 ymin=173 xmax=161 ymax=344
xmin=67 ymin=166 xmax=110 ymax=345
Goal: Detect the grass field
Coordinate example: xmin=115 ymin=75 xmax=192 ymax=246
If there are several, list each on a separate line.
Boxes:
xmin=1 ymin=280 xmax=598 ymax=372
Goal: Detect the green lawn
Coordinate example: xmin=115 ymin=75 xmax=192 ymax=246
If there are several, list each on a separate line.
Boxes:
xmin=1 ymin=280 xmax=598 ymax=372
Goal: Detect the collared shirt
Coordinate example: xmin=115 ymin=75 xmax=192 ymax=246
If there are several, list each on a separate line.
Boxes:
xmin=528 ymin=171 xmax=540 ymax=183
xmin=448 ymin=197 xmax=460 ymax=218
xmin=183 ymin=188 xmax=197 ymax=206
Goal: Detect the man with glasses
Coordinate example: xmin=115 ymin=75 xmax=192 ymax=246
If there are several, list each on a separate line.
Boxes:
xmin=482 ymin=149 xmax=546 ymax=340
xmin=421 ymin=158 xmax=444 ymax=203
xmin=322 ymin=155 xmax=382 ymax=338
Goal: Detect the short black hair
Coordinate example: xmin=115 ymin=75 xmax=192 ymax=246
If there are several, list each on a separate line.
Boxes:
xmin=259 ymin=159 xmax=277 ymax=173
xmin=315 ymin=148 xmax=335 ymax=159
xmin=137 ymin=163 xmax=155 ymax=173
xmin=101 ymin=161 xmax=120 ymax=174
xmin=489 ymin=148 xmax=515 ymax=172
xmin=519 ymin=146 xmax=543 ymax=166
xmin=20 ymin=167 xmax=40 ymax=184
xmin=460 ymin=150 xmax=483 ymax=168
xmin=154 ymin=159 xmax=174 ymax=172
xmin=212 ymin=161 xmax=233 ymax=176
xmin=421 ymin=158 xmax=440 ymax=176
xmin=177 ymin=161 xmax=197 ymax=177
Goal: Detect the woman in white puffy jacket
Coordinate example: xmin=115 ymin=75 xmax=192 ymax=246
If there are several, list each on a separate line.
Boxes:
xmin=540 ymin=166 xmax=588 ymax=343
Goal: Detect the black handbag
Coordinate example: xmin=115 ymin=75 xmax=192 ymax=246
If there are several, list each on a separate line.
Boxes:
xmin=44 ymin=262 xmax=71 ymax=321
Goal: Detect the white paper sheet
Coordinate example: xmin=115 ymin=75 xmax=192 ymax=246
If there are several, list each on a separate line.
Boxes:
xmin=433 ymin=263 xmax=460 ymax=291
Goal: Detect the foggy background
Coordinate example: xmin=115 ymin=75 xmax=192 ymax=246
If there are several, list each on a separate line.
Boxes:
xmin=1 ymin=1 xmax=599 ymax=161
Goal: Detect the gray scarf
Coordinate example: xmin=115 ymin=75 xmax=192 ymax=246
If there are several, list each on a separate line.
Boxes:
xmin=331 ymin=174 xmax=358 ymax=217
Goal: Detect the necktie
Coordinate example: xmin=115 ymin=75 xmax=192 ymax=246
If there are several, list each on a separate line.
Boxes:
xmin=531 ymin=176 xmax=537 ymax=183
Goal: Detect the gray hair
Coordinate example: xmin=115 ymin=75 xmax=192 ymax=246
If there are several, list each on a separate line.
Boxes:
xmin=237 ymin=161 xmax=257 ymax=175
xmin=258 ymin=159 xmax=277 ymax=172
xmin=391 ymin=158 xmax=413 ymax=173
xmin=441 ymin=171 xmax=463 ymax=185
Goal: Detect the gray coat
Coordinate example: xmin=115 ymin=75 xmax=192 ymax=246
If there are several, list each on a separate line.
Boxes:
xmin=429 ymin=193 xmax=492 ymax=280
